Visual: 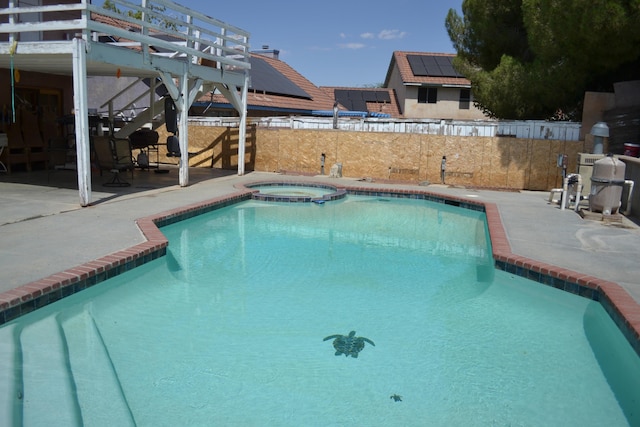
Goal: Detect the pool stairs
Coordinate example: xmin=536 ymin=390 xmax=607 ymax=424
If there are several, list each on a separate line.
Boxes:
xmin=0 ymin=305 xmax=135 ymax=426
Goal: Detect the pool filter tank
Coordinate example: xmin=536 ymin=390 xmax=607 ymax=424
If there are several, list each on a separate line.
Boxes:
xmin=589 ymin=154 xmax=626 ymax=215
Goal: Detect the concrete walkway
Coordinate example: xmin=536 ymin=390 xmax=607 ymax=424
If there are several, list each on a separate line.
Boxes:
xmin=1 ymin=168 xmax=639 ymax=305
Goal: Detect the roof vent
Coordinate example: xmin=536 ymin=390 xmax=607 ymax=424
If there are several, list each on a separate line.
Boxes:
xmin=252 ymin=46 xmax=280 ymax=60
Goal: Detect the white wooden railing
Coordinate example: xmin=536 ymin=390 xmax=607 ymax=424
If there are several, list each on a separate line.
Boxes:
xmin=0 ymin=0 xmax=250 ymax=72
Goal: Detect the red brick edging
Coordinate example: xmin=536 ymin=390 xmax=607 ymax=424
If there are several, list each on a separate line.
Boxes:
xmin=484 ymin=202 xmax=640 ymax=357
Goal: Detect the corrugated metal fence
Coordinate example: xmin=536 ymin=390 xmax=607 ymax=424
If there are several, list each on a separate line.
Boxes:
xmin=189 ymin=117 xmax=582 ymax=141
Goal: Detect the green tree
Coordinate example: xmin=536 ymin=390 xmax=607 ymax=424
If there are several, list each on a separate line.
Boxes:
xmin=102 ymin=0 xmax=178 ymax=31
xmin=446 ymin=0 xmax=640 ymax=119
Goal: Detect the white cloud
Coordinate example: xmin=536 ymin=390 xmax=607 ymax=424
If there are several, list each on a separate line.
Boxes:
xmin=339 ymin=32 xmax=347 ymax=39
xmin=378 ymin=29 xmax=407 ymax=40
xmin=339 ymin=43 xmax=366 ymax=49
xmin=360 ymin=32 xmax=375 ymax=39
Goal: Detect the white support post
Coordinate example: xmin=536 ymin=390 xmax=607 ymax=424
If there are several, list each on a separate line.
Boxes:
xmin=140 ymin=0 xmax=150 ymax=64
xmin=159 ymin=72 xmax=180 ymax=102
xmin=149 ymin=78 xmax=156 ymax=120
xmin=187 ymin=79 xmax=204 ymax=105
xmin=238 ymin=71 xmax=249 ymax=176
xmin=178 ymin=16 xmax=195 ymax=187
xmin=8 ymin=0 xmax=15 ymax=47
xmin=72 ymin=36 xmax=91 ymax=206
xmin=178 ymin=74 xmax=189 ymax=187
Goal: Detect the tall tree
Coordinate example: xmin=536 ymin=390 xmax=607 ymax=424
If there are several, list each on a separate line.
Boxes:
xmin=446 ymin=0 xmax=640 ymax=119
xmin=102 ymin=0 xmax=178 ymax=31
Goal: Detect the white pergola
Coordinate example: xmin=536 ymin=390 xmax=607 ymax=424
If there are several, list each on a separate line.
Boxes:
xmin=0 ymin=0 xmax=251 ymax=206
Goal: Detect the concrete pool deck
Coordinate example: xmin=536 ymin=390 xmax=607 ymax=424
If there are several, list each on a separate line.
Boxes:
xmin=1 ymin=168 xmax=639 ymax=352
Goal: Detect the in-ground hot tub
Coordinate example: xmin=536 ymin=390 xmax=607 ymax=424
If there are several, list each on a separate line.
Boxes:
xmin=246 ymin=182 xmax=346 ymax=203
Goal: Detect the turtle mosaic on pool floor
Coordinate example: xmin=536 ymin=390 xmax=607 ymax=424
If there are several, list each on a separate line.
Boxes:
xmin=323 ymin=330 xmax=375 ymax=358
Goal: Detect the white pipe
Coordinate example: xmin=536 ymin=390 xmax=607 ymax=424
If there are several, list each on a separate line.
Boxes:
xmin=560 ymin=173 xmax=582 ymax=211
xmin=573 ymin=174 xmax=583 ymax=213
xmin=548 ymin=188 xmax=563 ymax=203
xmin=560 ymin=176 xmax=568 ymax=210
xmin=623 ymin=179 xmax=634 ymax=216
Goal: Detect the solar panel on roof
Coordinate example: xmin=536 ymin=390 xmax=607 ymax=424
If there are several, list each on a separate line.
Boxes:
xmin=439 ymin=65 xmax=457 ymax=76
xmin=376 ymin=92 xmax=391 ymax=102
xmin=418 ymin=56 xmax=434 ymax=75
xmin=407 ymin=55 xmax=426 ymax=76
xmin=362 ymin=91 xmax=378 ymax=102
xmin=334 ymin=89 xmax=391 ymax=113
xmin=249 ymin=56 xmax=311 ymax=99
xmin=423 ymin=56 xmax=438 ymax=66
xmin=407 ymin=54 xmax=463 ymax=78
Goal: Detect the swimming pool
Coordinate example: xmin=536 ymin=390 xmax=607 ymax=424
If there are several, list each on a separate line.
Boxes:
xmin=1 ymin=192 xmax=639 ymax=426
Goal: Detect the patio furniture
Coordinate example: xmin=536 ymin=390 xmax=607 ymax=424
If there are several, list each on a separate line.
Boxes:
xmin=48 ymin=136 xmax=72 ymax=170
xmin=166 ymin=135 xmax=181 ymax=157
xmin=5 ymin=121 xmax=28 ymax=172
xmin=93 ymin=136 xmax=134 ymax=187
xmin=0 ymin=132 xmax=7 ymax=172
xmin=21 ymin=109 xmax=48 ymax=170
xmin=130 ymin=128 xmax=160 ymax=169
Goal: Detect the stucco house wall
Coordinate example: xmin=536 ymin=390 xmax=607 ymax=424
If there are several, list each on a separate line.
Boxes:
xmin=402 ymin=86 xmax=487 ymax=120
xmin=386 ymin=66 xmax=406 ymax=114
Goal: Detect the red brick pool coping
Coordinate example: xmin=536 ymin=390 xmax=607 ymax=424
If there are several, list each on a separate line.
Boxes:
xmin=1 ymin=184 xmax=639 ymax=357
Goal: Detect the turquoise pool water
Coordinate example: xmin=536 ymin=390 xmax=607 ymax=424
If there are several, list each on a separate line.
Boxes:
xmin=1 ymin=195 xmax=639 ymax=426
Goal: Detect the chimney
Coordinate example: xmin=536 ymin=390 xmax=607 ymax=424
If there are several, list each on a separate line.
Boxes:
xmin=252 ymin=45 xmax=279 ymax=60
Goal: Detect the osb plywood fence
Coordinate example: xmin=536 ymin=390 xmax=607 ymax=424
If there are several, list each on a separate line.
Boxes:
xmin=188 ymin=116 xmax=582 ymax=141
xmin=158 ymin=125 xmax=591 ymax=191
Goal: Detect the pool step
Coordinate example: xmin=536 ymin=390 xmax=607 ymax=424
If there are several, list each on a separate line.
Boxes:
xmin=1 ymin=307 xmax=135 ymax=426
xmin=20 ymin=314 xmax=82 ymax=426
xmin=166 ymin=248 xmax=187 ymax=281
xmin=0 ymin=324 xmax=21 ymax=426
xmin=60 ymin=306 xmax=136 ymax=426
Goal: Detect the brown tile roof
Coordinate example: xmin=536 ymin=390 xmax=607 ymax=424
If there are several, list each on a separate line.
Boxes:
xmin=90 ymin=12 xmax=168 ymax=52
xmin=320 ymin=86 xmax=402 ymax=118
xmin=384 ymin=51 xmax=471 ymax=87
xmin=201 ymin=54 xmax=337 ymax=114
xmin=91 ymin=12 xmax=139 ymax=32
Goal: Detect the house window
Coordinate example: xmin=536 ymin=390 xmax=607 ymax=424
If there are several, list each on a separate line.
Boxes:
xmin=459 ymin=88 xmax=471 ymax=109
xmin=418 ymin=87 xmax=437 ymax=104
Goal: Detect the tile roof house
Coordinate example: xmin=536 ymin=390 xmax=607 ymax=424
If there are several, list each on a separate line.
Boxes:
xmin=191 ymin=50 xmax=337 ymax=117
xmin=384 ymin=51 xmax=486 ymax=120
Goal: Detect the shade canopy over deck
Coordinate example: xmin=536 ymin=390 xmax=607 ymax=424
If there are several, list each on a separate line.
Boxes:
xmin=0 ymin=0 xmax=251 ymax=206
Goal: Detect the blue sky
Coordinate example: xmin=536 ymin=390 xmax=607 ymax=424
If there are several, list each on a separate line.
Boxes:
xmin=192 ymin=0 xmax=464 ymax=87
